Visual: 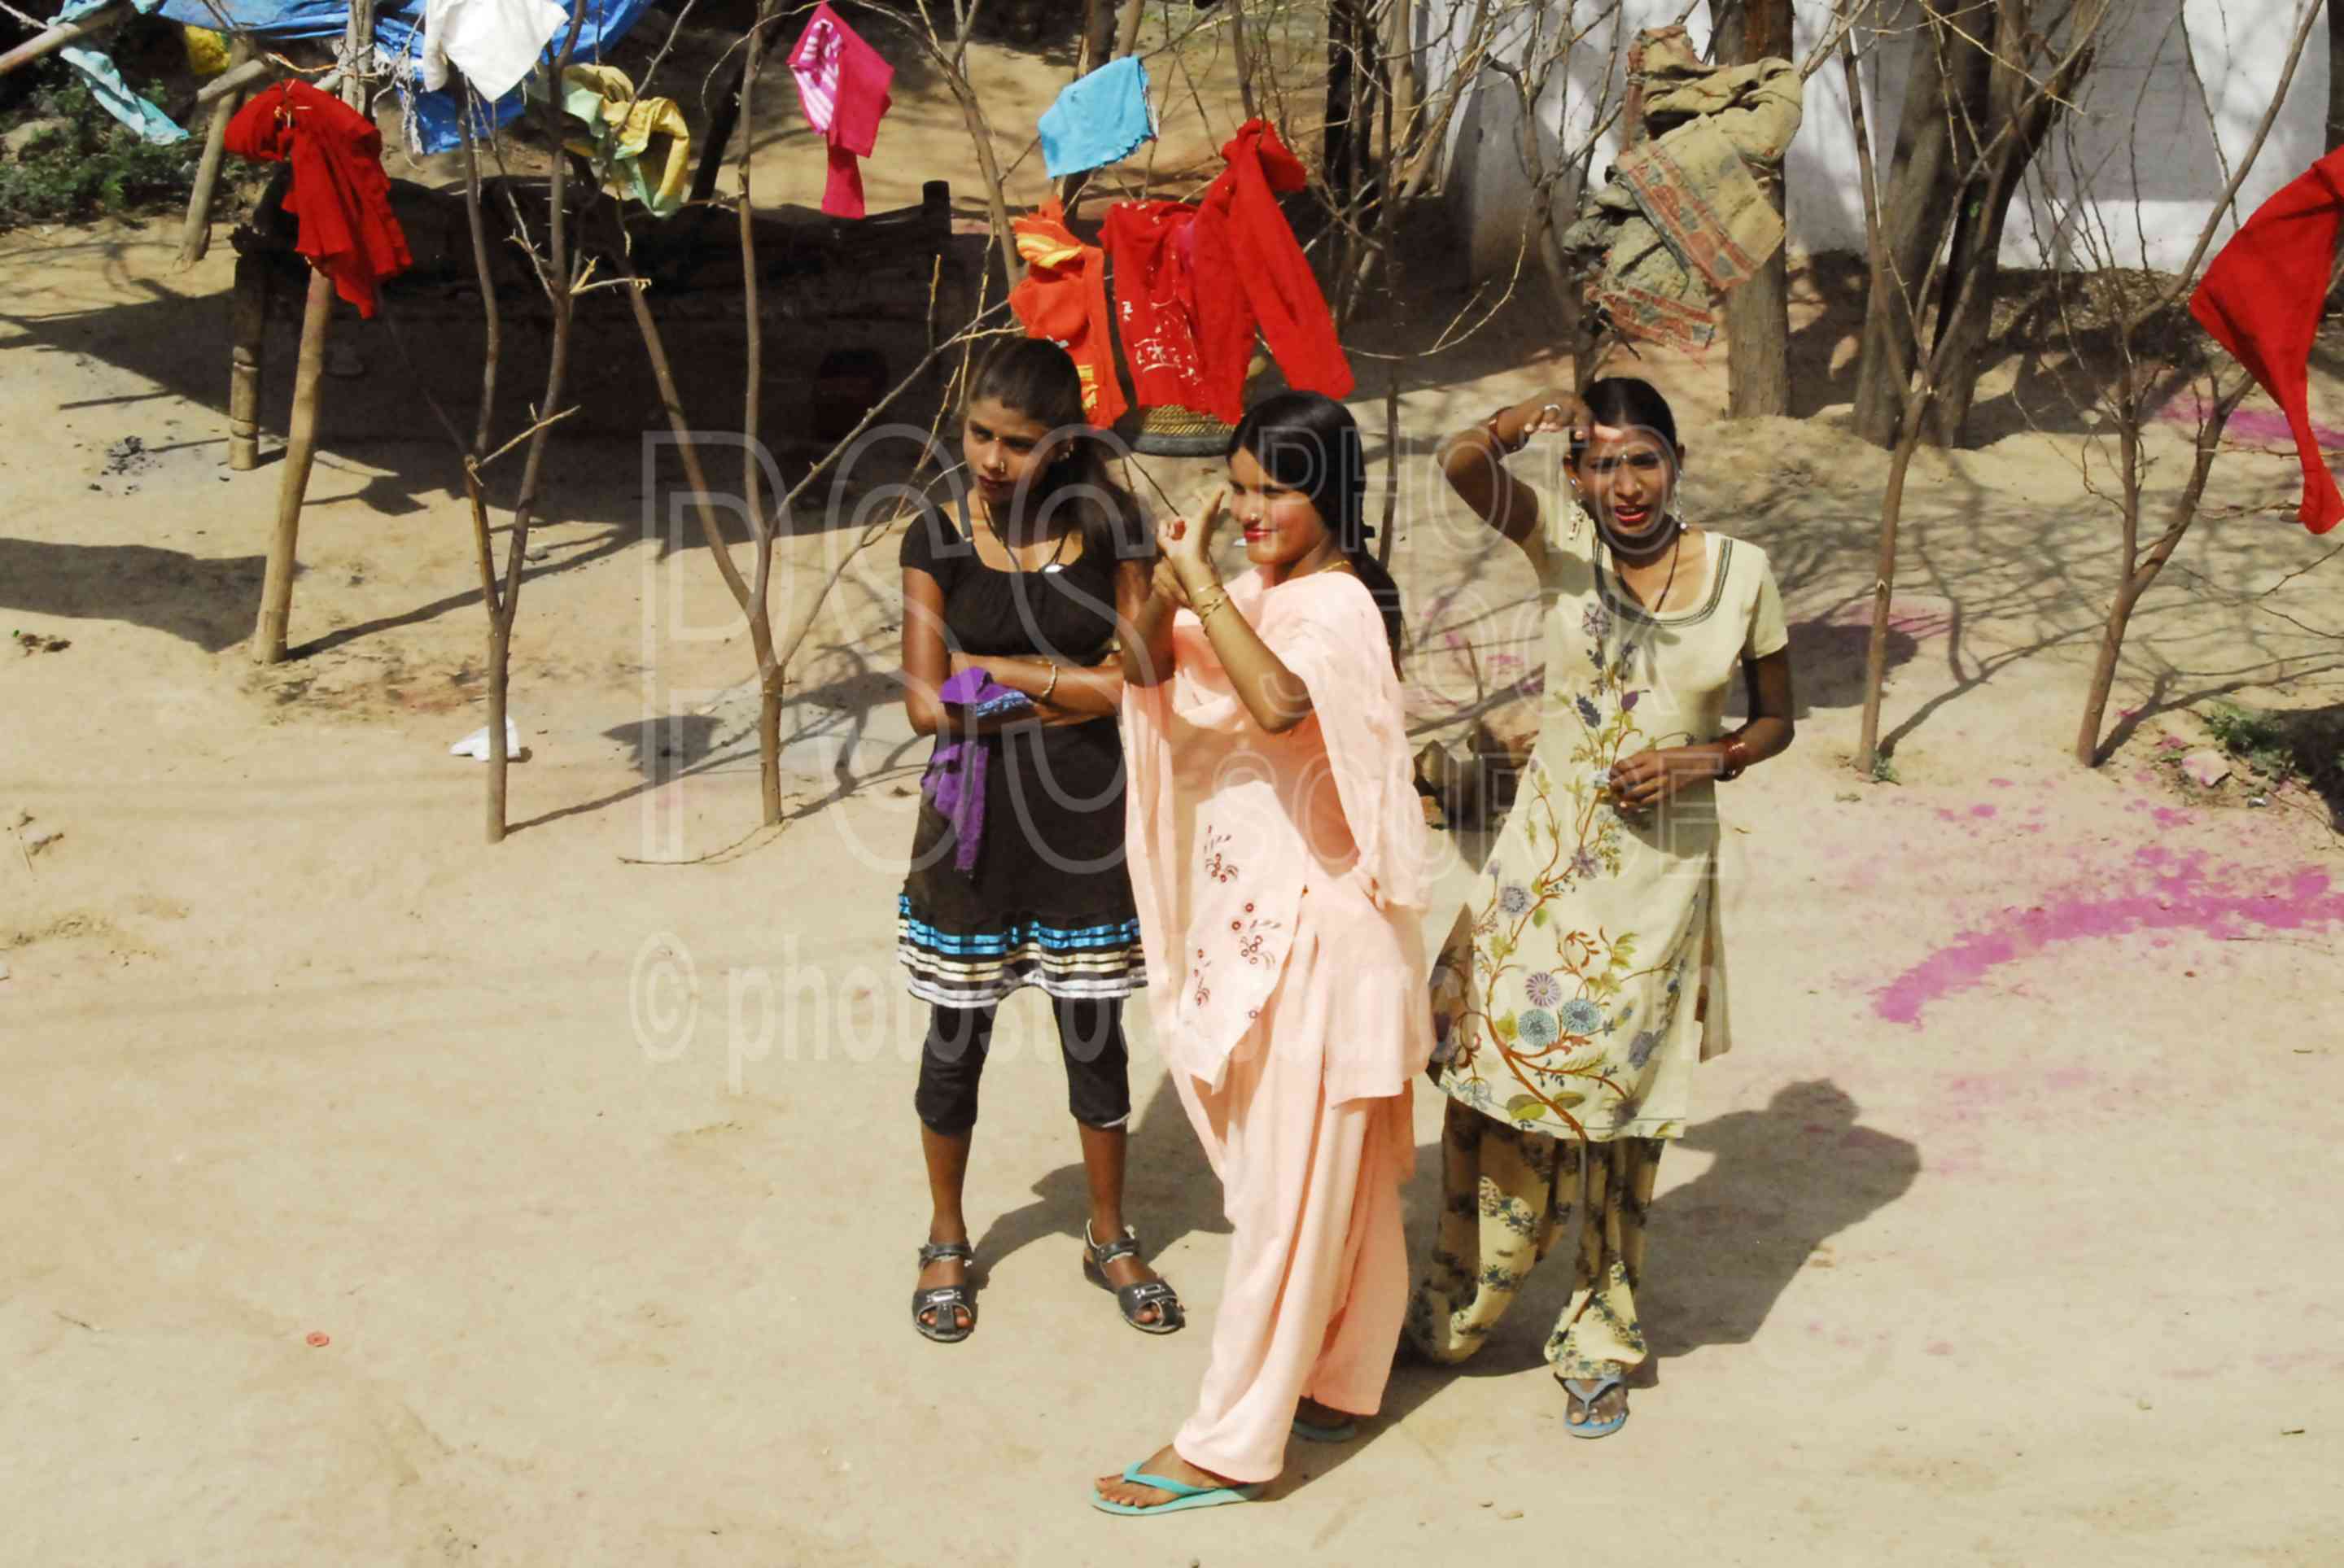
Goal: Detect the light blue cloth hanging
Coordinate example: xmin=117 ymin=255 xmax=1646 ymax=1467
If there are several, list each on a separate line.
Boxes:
xmin=1037 ymin=54 xmax=1152 ymax=179
xmin=53 ymin=0 xmax=189 ymax=145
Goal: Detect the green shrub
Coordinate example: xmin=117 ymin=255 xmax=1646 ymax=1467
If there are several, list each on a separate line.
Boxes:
xmin=2202 ymin=700 xmax=2298 ymax=784
xmin=0 ymin=63 xmax=201 ymax=229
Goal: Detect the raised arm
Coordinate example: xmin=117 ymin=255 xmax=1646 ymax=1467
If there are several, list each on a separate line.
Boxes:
xmin=1437 ymin=393 xmax=1586 ymax=548
xmin=1118 ymin=555 xmax=1184 ymax=688
xmin=1164 ymin=491 xmax=1315 ymax=736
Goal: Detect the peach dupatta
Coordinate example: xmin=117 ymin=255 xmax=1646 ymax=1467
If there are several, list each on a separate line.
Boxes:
xmin=1122 ymin=569 xmax=1433 ymax=1112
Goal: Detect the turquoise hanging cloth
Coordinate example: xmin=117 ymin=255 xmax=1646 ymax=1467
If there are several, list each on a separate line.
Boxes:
xmin=1038 ymin=54 xmax=1152 ymax=179
xmin=53 ymin=0 xmax=190 ymax=146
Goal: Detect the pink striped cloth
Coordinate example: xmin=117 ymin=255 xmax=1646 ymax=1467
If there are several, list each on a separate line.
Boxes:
xmin=789 ymin=2 xmax=894 ymax=220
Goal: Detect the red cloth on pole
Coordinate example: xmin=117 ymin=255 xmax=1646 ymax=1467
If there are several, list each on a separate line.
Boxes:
xmin=225 ymin=81 xmax=411 ymax=320
xmin=2189 ymin=147 xmax=2344 ymax=535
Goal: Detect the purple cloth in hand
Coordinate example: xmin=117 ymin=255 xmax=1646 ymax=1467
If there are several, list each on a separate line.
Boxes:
xmin=923 ymin=667 xmax=1033 ymax=874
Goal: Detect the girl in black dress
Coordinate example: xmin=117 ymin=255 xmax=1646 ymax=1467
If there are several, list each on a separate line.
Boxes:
xmin=898 ymin=339 xmax=1183 ymax=1344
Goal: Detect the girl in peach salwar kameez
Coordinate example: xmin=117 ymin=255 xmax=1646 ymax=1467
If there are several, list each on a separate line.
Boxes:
xmin=1093 ymin=393 xmax=1432 ymax=1517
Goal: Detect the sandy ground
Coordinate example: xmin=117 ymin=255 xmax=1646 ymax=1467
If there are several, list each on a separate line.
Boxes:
xmin=7 ymin=17 xmax=2344 ymax=1566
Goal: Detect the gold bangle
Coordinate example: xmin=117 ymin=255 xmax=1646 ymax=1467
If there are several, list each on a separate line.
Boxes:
xmin=1039 ymin=663 xmax=1060 ymax=703
xmin=1193 ymin=587 xmax=1231 ymax=624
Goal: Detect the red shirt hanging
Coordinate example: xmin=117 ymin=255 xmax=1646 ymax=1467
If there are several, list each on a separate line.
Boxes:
xmin=1100 ymin=119 xmax=1353 ymax=423
xmin=226 ymin=81 xmax=412 ymax=320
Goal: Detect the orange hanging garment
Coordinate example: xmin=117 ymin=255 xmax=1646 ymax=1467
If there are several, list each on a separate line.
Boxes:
xmin=1008 ymin=199 xmax=1129 ymax=429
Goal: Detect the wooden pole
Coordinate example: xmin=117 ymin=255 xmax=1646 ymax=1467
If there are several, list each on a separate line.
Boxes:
xmin=180 ymin=35 xmax=260 ymax=270
xmin=254 ymin=269 xmax=333 ymax=662
xmin=0 ymin=2 xmax=129 ymax=77
xmin=228 ymin=251 xmax=269 ymax=470
xmin=251 ymin=0 xmax=374 ymax=664
xmin=192 ymin=54 xmax=280 ymax=107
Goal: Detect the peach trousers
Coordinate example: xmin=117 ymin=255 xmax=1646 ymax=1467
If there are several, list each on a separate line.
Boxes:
xmin=1170 ymin=1020 xmax=1413 ymax=1483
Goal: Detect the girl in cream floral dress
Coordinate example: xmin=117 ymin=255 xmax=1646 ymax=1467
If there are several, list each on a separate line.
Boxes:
xmin=1407 ymin=378 xmax=1795 ymax=1438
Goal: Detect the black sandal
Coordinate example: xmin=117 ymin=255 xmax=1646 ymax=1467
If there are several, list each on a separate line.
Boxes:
xmin=1082 ymin=1222 xmax=1184 ymax=1335
xmin=912 ymin=1240 xmax=977 ymax=1344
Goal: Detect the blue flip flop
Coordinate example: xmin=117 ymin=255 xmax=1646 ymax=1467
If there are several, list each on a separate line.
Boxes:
xmin=1561 ymin=1375 xmax=1629 ymax=1439
xmin=1290 ymin=1414 xmax=1358 ymax=1444
xmin=1091 ymin=1462 xmax=1263 ymax=1516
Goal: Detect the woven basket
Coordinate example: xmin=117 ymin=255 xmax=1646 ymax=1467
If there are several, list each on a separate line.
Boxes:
xmin=1099 ymin=247 xmax=1288 ymax=457
xmin=1118 ymin=401 xmax=1235 ymax=456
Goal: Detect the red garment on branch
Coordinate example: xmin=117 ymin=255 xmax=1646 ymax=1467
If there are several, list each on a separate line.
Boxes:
xmin=2189 ymin=147 xmax=2344 ymax=535
xmin=1009 ymin=199 xmax=1128 ymax=428
xmin=1100 ymin=119 xmax=1352 ymax=422
xmin=1100 ymin=199 xmax=1206 ymax=413
xmin=789 ymin=2 xmax=894 ymax=220
xmin=1193 ymin=118 xmax=1353 ymax=415
xmin=225 ymin=81 xmax=411 ymax=320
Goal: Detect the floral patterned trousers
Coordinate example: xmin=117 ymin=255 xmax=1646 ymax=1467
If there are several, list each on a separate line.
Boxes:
xmin=1406 ymin=1098 xmax=1663 ymax=1382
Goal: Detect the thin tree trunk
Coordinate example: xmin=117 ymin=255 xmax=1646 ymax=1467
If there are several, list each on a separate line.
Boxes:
xmin=741 ymin=0 xmax=785 ymax=826
xmin=2074 ymin=374 xmax=2250 ymax=763
xmin=1115 ymin=0 xmax=1146 ymax=58
xmin=252 ymin=0 xmax=374 ymax=663
xmin=1384 ymin=0 xmax=1419 ymax=164
xmin=943 ymin=69 xmax=1022 ymax=289
xmin=1924 ymin=0 xmax=2103 ymax=446
xmin=461 ymin=119 xmax=498 ymax=456
xmin=1856 ymin=430 xmax=1915 ymax=772
xmin=1229 ymin=0 xmax=1257 ymax=120
xmin=1326 ymin=0 xmax=1362 ymax=208
xmin=485 ymin=10 xmax=587 ymax=839
xmin=1379 ymin=365 xmax=1399 ymax=570
xmin=690 ymin=53 xmax=750 ymax=207
xmin=1850 ymin=1 xmax=1992 ymax=447
xmin=1721 ymin=0 xmax=1792 ymax=417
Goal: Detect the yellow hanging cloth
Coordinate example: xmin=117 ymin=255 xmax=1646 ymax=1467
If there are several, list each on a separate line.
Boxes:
xmin=558 ymin=64 xmax=694 ymax=219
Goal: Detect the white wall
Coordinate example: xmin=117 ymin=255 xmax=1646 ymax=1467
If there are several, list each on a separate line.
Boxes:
xmin=1424 ymin=0 xmax=2330 ymax=277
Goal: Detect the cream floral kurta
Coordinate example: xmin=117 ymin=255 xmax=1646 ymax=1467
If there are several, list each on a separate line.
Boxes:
xmin=1430 ymin=496 xmax=1786 ymax=1141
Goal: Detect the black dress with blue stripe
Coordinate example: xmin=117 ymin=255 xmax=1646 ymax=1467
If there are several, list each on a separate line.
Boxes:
xmin=897 ymin=500 xmax=1144 ymax=1007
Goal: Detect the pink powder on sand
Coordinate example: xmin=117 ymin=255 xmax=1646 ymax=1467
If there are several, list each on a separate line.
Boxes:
xmin=2152 ymin=807 xmax=2193 ymax=828
xmin=1988 ymin=778 xmax=2014 ymax=788
xmin=1874 ymin=853 xmax=2344 ymax=1025
xmin=2162 ymin=397 xmax=2344 ymax=451
xmin=1970 ymin=805 xmax=1997 ymax=819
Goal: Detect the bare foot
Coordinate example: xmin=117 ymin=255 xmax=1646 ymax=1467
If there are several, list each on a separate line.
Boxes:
xmin=1093 ymin=1444 xmax=1250 ymax=1510
xmin=916 ymin=1238 xmax=970 ymax=1335
xmin=1084 ymin=1225 xmax=1170 ymax=1327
